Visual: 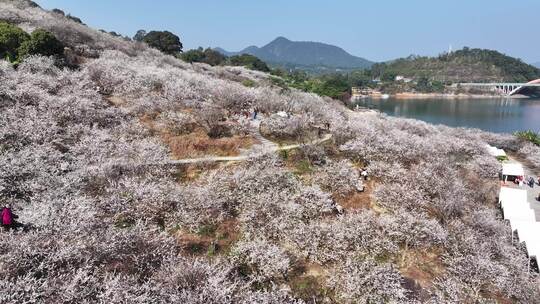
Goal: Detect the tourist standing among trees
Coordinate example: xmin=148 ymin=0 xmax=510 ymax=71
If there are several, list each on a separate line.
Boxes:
xmin=1 ymin=204 xmax=14 ymax=230
xmin=361 ymin=168 xmax=368 ymax=181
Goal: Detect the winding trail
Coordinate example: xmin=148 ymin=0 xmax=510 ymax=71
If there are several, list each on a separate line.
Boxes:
xmin=152 ymin=109 xmax=373 ymax=166
xmin=239 ymin=118 xmax=278 ymax=156
xmin=160 ymin=118 xmax=332 ymax=165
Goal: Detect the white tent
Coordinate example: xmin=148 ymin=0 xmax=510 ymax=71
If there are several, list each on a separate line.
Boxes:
xmin=486 ymin=145 xmax=507 ymax=157
xmin=499 ymin=187 xmax=528 ymax=205
xmin=498 ymin=187 xmax=540 ymax=271
xmin=509 ymin=220 xmax=540 ymax=236
xmin=503 ymin=207 xmax=536 ymax=222
xmin=526 ymin=240 xmax=540 ymax=260
xmin=495 ymin=148 xmax=507 ymax=157
xmin=502 ymin=204 xmax=534 ymax=222
xmin=502 ymin=163 xmax=524 ymax=177
xmin=513 ymin=222 xmax=540 ymax=258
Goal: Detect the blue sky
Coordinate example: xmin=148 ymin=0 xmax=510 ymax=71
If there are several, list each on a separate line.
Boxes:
xmin=35 ymin=0 xmax=540 ymax=63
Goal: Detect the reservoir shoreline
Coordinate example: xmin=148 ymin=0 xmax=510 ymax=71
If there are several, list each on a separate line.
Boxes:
xmin=351 ymin=97 xmax=540 ymax=133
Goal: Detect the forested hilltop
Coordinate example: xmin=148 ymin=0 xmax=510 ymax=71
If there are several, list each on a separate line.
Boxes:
xmin=264 ymin=48 xmax=540 ymax=99
xmin=1 ymin=1 xmax=540 ymax=303
xmin=371 ymin=48 xmax=540 ymax=83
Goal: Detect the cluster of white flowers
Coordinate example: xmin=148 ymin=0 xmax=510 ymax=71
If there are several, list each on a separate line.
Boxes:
xmin=1 ymin=3 xmax=539 ymax=302
xmin=313 ymin=159 xmax=363 ymax=196
xmin=327 ymin=258 xmax=409 ymax=304
xmin=230 ymin=238 xmax=291 ymax=283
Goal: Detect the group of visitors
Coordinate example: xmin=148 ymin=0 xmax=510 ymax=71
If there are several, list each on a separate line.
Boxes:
xmin=515 ymin=175 xmax=536 ymax=188
xmin=316 ymin=122 xmax=331 ymax=138
xmin=240 ymin=108 xmax=260 ymax=120
xmin=527 ymin=176 xmax=535 ymax=188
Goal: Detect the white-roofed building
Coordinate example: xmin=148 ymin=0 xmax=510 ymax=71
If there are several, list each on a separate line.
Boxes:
xmin=502 ymin=163 xmax=524 ymax=182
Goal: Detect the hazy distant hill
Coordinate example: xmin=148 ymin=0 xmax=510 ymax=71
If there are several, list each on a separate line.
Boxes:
xmin=372 ymin=48 xmax=540 ymax=83
xmin=216 ymin=37 xmax=373 ymax=72
xmin=533 ymin=62 xmax=540 ymax=69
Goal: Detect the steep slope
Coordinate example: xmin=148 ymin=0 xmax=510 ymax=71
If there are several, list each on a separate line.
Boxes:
xmin=217 ymin=36 xmax=373 ymax=70
xmin=1 ymin=1 xmax=540 ymax=303
xmin=372 ymin=48 xmax=540 ymax=83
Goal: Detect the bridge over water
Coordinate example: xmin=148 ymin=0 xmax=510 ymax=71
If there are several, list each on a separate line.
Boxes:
xmin=460 ymin=79 xmax=540 ymax=97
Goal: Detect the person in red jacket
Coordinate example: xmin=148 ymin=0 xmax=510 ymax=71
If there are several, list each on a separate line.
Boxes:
xmin=2 ymin=204 xmax=14 ymax=230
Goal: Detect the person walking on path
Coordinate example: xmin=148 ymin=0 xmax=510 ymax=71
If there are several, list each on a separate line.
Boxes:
xmin=361 ymin=169 xmax=368 ymax=181
xmin=1 ymin=204 xmax=14 ymax=230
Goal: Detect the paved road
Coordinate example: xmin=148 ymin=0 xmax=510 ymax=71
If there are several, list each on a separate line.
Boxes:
xmin=522 ymin=166 xmax=540 ymax=221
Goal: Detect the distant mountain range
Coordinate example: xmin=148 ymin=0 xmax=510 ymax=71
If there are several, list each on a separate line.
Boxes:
xmin=215 ymin=37 xmax=373 ymax=73
xmin=533 ymin=62 xmax=540 ymax=69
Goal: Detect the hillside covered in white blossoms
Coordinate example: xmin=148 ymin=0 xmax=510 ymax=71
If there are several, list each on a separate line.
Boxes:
xmin=1 ymin=1 xmax=540 ymax=303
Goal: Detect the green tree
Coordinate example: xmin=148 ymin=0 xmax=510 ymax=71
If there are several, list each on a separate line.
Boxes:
xmin=18 ymin=29 xmax=64 ymax=59
xmin=108 ymin=31 xmax=121 ymax=37
xmin=202 ymin=48 xmax=226 ymax=66
xmin=181 ymin=47 xmax=205 ymax=63
xmin=133 ymin=29 xmax=146 ymax=42
xmin=228 ymin=54 xmax=270 ymax=72
xmin=311 ymin=74 xmax=350 ymax=99
xmin=514 ymin=130 xmax=540 ymax=146
xmin=51 ymin=8 xmax=65 ymax=16
xmin=381 ymin=70 xmax=397 ymax=82
xmin=142 ymin=30 xmax=183 ymax=55
xmin=270 ymin=68 xmax=287 ymax=77
xmin=0 ymin=22 xmax=30 ymax=61
xmin=66 ymin=14 xmax=84 ymax=24
xmin=349 ymin=70 xmax=373 ymax=88
xmin=180 ymin=47 xmax=226 ymax=66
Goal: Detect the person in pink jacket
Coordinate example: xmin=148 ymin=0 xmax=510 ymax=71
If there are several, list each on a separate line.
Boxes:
xmin=2 ymin=204 xmax=14 ymax=229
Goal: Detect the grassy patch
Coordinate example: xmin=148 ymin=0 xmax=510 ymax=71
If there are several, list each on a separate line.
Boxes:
xmin=185 ymin=242 xmax=206 ymax=255
xmin=197 ymin=223 xmax=217 ymax=237
xmin=176 ymin=162 xmax=220 ymax=183
xmin=139 ymin=111 xmax=254 ymax=159
xmin=294 ymin=159 xmax=313 ymax=175
xmin=242 ymin=79 xmax=256 ymax=87
xmin=496 ymin=155 xmax=508 ymax=162
xmin=515 ymin=130 xmax=540 ymax=146
xmin=278 ymin=149 xmax=289 ymax=160
xmin=290 ymin=276 xmax=329 ymax=302
xmin=113 ymin=215 xmax=135 ymax=228
xmin=164 ymin=130 xmax=254 ymax=159
xmin=287 ymin=262 xmax=331 ymax=303
xmin=269 ymin=76 xmax=289 ymax=89
xmin=334 ymin=179 xmax=375 ymax=211
xmin=176 ymin=220 xmax=240 ymax=257
xmin=398 ymin=247 xmax=445 ymax=289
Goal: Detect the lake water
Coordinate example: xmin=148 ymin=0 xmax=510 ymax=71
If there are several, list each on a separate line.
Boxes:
xmin=352 ymin=98 xmax=540 ymax=133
